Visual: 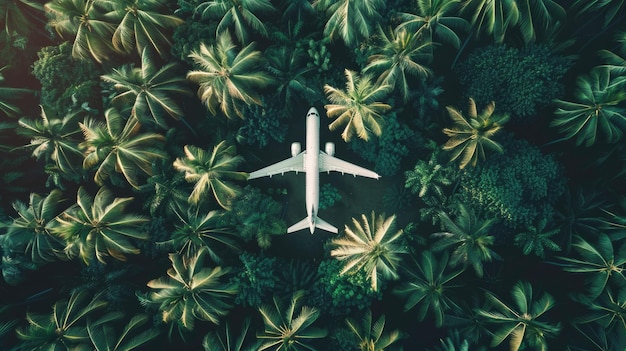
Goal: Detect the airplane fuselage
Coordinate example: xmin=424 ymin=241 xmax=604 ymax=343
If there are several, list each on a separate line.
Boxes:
xmin=305 ymin=108 xmax=321 ymax=233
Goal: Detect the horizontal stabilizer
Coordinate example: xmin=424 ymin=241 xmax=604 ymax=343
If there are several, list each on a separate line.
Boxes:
xmin=287 ymin=216 xmax=338 ymax=234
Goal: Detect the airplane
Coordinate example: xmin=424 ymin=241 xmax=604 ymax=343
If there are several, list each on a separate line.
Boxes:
xmin=248 ymin=107 xmax=380 ymax=234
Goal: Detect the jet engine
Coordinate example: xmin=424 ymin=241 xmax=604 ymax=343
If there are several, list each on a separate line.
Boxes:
xmin=325 ymin=142 xmax=335 ymax=156
xmin=291 ymin=142 xmax=301 ymax=157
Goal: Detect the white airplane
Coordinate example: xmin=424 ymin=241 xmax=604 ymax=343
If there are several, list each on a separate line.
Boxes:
xmin=248 ymin=107 xmax=380 ymax=234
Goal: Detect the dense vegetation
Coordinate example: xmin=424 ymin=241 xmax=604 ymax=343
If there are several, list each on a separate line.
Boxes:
xmin=1 ymin=0 xmax=625 ymax=350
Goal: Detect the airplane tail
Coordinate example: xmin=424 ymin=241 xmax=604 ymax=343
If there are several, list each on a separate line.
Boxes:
xmin=287 ymin=216 xmax=338 ymax=234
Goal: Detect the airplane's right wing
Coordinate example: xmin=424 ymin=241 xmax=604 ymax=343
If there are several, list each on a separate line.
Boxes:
xmin=318 ymin=152 xmax=380 ymax=179
xmin=248 ymin=153 xmax=306 ymax=179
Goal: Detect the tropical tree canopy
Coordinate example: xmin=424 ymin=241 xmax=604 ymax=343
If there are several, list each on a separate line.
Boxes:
xmin=324 ymin=69 xmax=392 ymax=142
xmin=552 ymin=66 xmax=626 ymax=146
xmin=315 ymin=0 xmax=386 ymax=48
xmin=331 ymin=211 xmax=407 ymax=291
xmin=146 ymin=248 xmax=238 ymax=330
xmin=187 ymin=32 xmax=274 ymax=119
xmin=442 ymin=97 xmax=509 ymax=169
xmin=80 ymin=108 xmax=166 ymax=189
xmin=172 ymin=140 xmax=248 ymax=208
xmin=51 ymin=186 xmax=148 ymax=264
xmin=194 ymin=0 xmax=276 ymax=44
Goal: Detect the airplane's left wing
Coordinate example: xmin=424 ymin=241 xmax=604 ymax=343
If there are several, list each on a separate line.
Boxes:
xmin=248 ymin=153 xmax=306 ymax=179
xmin=319 ymin=152 xmax=380 ymax=179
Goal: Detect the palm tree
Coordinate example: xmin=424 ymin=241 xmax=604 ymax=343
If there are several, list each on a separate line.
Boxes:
xmin=87 ymin=312 xmax=160 ymax=351
xmin=80 ymin=108 xmax=166 ymax=188
xmin=431 ymin=203 xmax=500 ymax=278
xmin=194 ymin=0 xmax=276 ymax=44
xmin=572 ymin=0 xmax=626 ymax=28
xmin=345 ymin=309 xmax=403 ymax=351
xmin=202 ymin=317 xmax=262 ymax=351
xmin=157 ymin=206 xmax=238 ymax=264
xmin=364 ymin=27 xmax=432 ymax=102
xmin=513 ymin=218 xmax=561 ymax=258
xmin=107 ymin=0 xmax=183 ymax=57
xmin=187 ymin=32 xmax=274 ymax=119
xmin=16 ymin=291 xmax=107 ymax=350
xmin=265 ymin=46 xmax=317 ymax=114
xmin=599 ymin=31 xmax=626 ymax=75
xmin=18 ymin=106 xmax=85 ymax=179
xmin=146 ymin=248 xmax=237 ymax=330
xmin=477 ymin=280 xmax=561 ymax=351
xmin=324 ymin=69 xmax=392 ymax=142
xmin=461 ymin=0 xmax=565 ymax=44
xmin=257 ymin=291 xmax=327 ymax=351
xmin=559 ymin=233 xmax=626 ymax=299
xmin=4 ymin=190 xmax=65 ymax=264
xmin=173 ymin=141 xmax=248 ymax=209
xmin=442 ymin=98 xmax=509 ymax=169
xmin=575 ymin=286 xmax=626 ymax=333
xmin=551 ymin=66 xmax=626 ymax=147
xmin=315 ymin=0 xmax=386 ymax=48
xmin=330 ymin=211 xmax=407 ymax=291
xmin=396 ymin=0 xmax=470 ymax=50
xmin=101 ymin=48 xmax=192 ymax=129
xmin=51 ymin=186 xmax=148 ymax=264
xmin=0 ymin=65 xmax=32 ymax=117
xmin=393 ymin=250 xmax=464 ymax=327
xmin=280 ymin=0 xmax=315 ymax=22
xmin=0 ymin=0 xmax=44 ymax=38
xmin=44 ymin=0 xmax=116 ymax=63
xmin=404 ymin=150 xmax=457 ymax=200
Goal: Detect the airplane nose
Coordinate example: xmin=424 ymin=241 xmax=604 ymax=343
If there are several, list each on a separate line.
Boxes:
xmin=307 ymin=107 xmax=318 ymax=117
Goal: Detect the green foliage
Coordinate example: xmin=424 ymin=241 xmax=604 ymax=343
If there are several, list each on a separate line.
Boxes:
xmin=232 ymin=252 xmax=279 ymax=308
xmin=349 ymin=112 xmax=418 ymax=176
xmin=222 ymin=186 xmax=286 ymax=249
xmin=304 ymin=37 xmax=332 ymax=73
xmin=311 ymin=259 xmax=382 ymax=317
xmin=87 ymin=312 xmax=160 ymax=351
xmin=459 ymin=135 xmax=565 ymax=229
xmin=319 ymin=183 xmax=341 ymax=210
xmin=394 ymin=250 xmax=464 ymax=327
xmin=443 ymin=98 xmax=509 ymax=169
xmin=72 ymin=261 xmax=141 ymax=308
xmin=274 ymin=258 xmax=320 ymax=301
xmin=382 ymin=184 xmax=411 ymax=213
xmin=171 ymin=15 xmax=217 ymax=65
xmin=513 ymin=218 xmax=561 ymax=258
xmin=405 ymin=149 xmax=457 ymax=203
xmin=344 ymin=310 xmax=404 ymax=351
xmin=477 ymin=280 xmax=561 ymax=351
xmin=552 ymin=66 xmax=626 ymax=146
xmin=31 ymin=42 xmax=103 ymax=115
xmin=202 ymin=317 xmax=261 ymax=351
xmin=257 ymin=291 xmax=327 ymax=351
xmin=456 ymin=44 xmax=570 ymax=121
xmin=16 ymin=291 xmax=107 ymax=350
xmin=236 ymin=99 xmax=288 ymax=148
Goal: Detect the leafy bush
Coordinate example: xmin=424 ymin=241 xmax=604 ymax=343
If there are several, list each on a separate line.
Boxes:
xmin=31 ymin=42 xmax=102 ymax=115
xmin=349 ymin=112 xmax=420 ymax=176
xmin=236 ymin=99 xmax=288 ymax=148
xmin=458 ymin=135 xmax=565 ymax=229
xmin=310 ymin=259 xmax=382 ymax=317
xmin=319 ymin=183 xmax=342 ymax=210
xmin=456 ymin=44 xmax=571 ymax=121
xmin=232 ymin=252 xmax=279 ymax=308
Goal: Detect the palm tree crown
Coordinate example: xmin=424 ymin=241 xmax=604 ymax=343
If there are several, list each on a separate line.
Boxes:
xmin=257 ymin=291 xmax=327 ymax=351
xmin=101 ymin=48 xmax=192 ymax=129
xmin=194 ymin=0 xmax=276 ymax=44
xmin=315 ymin=0 xmax=386 ymax=48
xmin=44 ymin=0 xmax=116 ymax=62
xmin=146 ymin=248 xmax=237 ymax=330
xmin=173 ymin=141 xmax=248 ymax=208
xmin=330 ymin=211 xmax=407 ymax=291
xmin=108 ymin=0 xmax=184 ymax=57
xmin=477 ymin=280 xmax=561 ymax=351
xmin=51 ymin=186 xmax=148 ymax=264
xmin=80 ymin=108 xmax=166 ymax=188
xmin=442 ymin=97 xmax=509 ymax=169
xmin=345 ymin=309 xmax=403 ymax=351
xmin=431 ymin=203 xmax=500 ymax=277
xmin=187 ymin=32 xmax=274 ymax=119
xmin=364 ymin=27 xmax=432 ymax=102
xmin=551 ymin=66 xmax=626 ymax=146
xmin=324 ymin=69 xmax=392 ymax=142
